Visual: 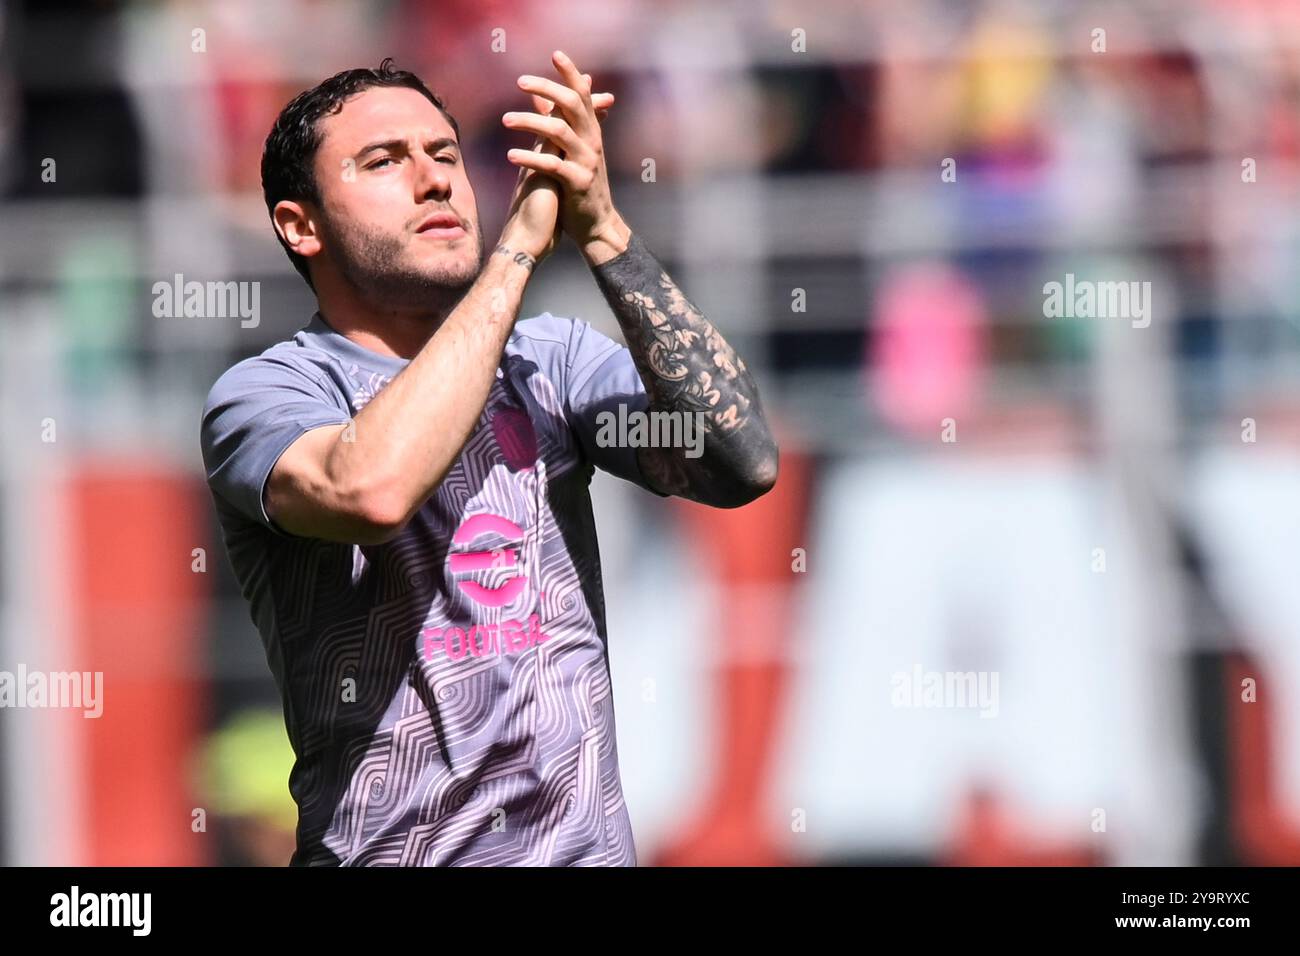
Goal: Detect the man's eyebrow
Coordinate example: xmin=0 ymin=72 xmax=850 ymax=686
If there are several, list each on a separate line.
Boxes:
xmin=355 ymin=136 xmax=460 ymax=158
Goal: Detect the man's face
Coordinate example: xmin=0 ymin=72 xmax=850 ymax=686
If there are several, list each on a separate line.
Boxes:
xmin=311 ymin=85 xmax=483 ymax=309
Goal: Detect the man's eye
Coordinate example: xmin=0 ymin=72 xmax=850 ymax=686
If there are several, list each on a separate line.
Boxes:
xmin=436 ymin=154 xmax=457 ymax=165
xmin=367 ymin=157 xmax=396 ymax=169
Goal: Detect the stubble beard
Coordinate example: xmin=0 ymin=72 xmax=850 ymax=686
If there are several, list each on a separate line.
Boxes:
xmin=329 ymin=213 xmax=485 ymax=315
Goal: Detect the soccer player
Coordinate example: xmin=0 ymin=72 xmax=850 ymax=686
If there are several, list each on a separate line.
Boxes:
xmin=200 ymin=51 xmax=777 ymax=866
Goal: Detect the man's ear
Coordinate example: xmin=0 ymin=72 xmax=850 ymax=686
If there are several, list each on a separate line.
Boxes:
xmin=273 ymin=200 xmax=322 ymax=260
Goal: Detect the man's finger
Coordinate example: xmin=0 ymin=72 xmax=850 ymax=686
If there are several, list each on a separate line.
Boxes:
xmin=518 ymin=74 xmax=594 ymax=134
xmin=527 ymin=85 xmax=613 ymax=119
xmin=506 ymin=147 xmax=587 ymax=190
xmin=548 ymin=49 xmax=595 ymax=120
xmin=551 ymin=50 xmax=594 ymax=113
xmin=512 ymin=124 xmax=564 ymax=188
xmin=502 ymin=111 xmax=587 ymax=157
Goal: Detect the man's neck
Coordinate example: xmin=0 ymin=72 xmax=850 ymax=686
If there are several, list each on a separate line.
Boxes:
xmin=311 ymin=262 xmax=480 ymax=359
xmin=313 ymin=291 xmax=461 ymax=361
xmin=322 ymin=310 xmax=443 ymax=360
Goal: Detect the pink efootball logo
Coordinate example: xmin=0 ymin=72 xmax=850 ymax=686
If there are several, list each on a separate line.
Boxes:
xmin=448 ymin=513 xmax=528 ymax=608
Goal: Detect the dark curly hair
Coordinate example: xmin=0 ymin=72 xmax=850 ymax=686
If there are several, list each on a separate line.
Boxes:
xmin=261 ymin=59 xmax=461 ymax=291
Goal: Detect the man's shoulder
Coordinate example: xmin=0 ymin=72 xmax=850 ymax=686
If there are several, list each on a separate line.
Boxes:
xmin=509 ymin=311 xmax=579 ymax=351
xmin=509 ymin=312 xmax=623 ymax=368
xmin=203 ymin=330 xmax=338 ymax=412
xmin=506 ymin=312 xmax=583 ymax=384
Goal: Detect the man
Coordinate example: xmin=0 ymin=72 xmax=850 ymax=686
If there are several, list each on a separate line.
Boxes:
xmin=200 ymin=51 xmax=777 ymax=866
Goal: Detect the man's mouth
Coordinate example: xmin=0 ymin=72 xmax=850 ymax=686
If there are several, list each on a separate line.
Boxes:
xmin=416 ymin=212 xmax=467 ymax=241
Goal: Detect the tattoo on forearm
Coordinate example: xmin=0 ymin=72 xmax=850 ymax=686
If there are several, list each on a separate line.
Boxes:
xmin=493 ymin=243 xmax=536 ymax=272
xmin=590 ymin=231 xmax=776 ymax=503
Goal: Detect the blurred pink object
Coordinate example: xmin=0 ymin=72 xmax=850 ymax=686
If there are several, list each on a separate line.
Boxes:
xmin=868 ymin=262 xmax=989 ymax=437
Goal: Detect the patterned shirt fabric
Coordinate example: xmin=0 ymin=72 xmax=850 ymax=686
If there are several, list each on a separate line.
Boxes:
xmin=200 ymin=311 xmax=664 ymax=865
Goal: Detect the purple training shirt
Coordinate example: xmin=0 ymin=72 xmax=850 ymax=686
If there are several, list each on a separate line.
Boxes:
xmin=200 ymin=311 xmax=664 ymax=865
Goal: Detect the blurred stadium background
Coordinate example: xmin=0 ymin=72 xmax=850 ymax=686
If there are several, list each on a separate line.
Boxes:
xmin=3 ymin=0 xmax=1300 ymax=866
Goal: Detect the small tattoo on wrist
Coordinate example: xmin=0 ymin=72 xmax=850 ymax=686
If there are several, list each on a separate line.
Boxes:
xmin=494 ymin=244 xmax=536 ymax=272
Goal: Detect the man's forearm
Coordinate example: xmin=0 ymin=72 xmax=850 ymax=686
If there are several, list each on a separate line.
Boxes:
xmin=589 ymin=229 xmax=778 ymax=506
xmin=322 ymin=243 xmax=537 ymax=526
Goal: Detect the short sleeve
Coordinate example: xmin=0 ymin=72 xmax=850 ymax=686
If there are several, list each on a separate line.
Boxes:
xmin=564 ymin=319 xmax=670 ymax=497
xmin=200 ymin=352 xmax=354 ymax=532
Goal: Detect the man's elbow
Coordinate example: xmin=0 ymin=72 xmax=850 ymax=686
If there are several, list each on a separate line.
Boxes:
xmin=742 ymin=448 xmax=780 ymax=502
xmin=269 ymin=445 xmax=420 ymax=545
xmin=352 ymin=510 xmax=406 ymax=546
xmin=755 ymin=446 xmax=780 ymax=494
xmin=343 ymin=476 xmax=417 ymax=545
xmin=712 ymin=445 xmax=779 ymax=508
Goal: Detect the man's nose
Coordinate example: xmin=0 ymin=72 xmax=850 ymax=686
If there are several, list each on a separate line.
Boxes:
xmin=413 ymin=152 xmax=452 ymax=201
